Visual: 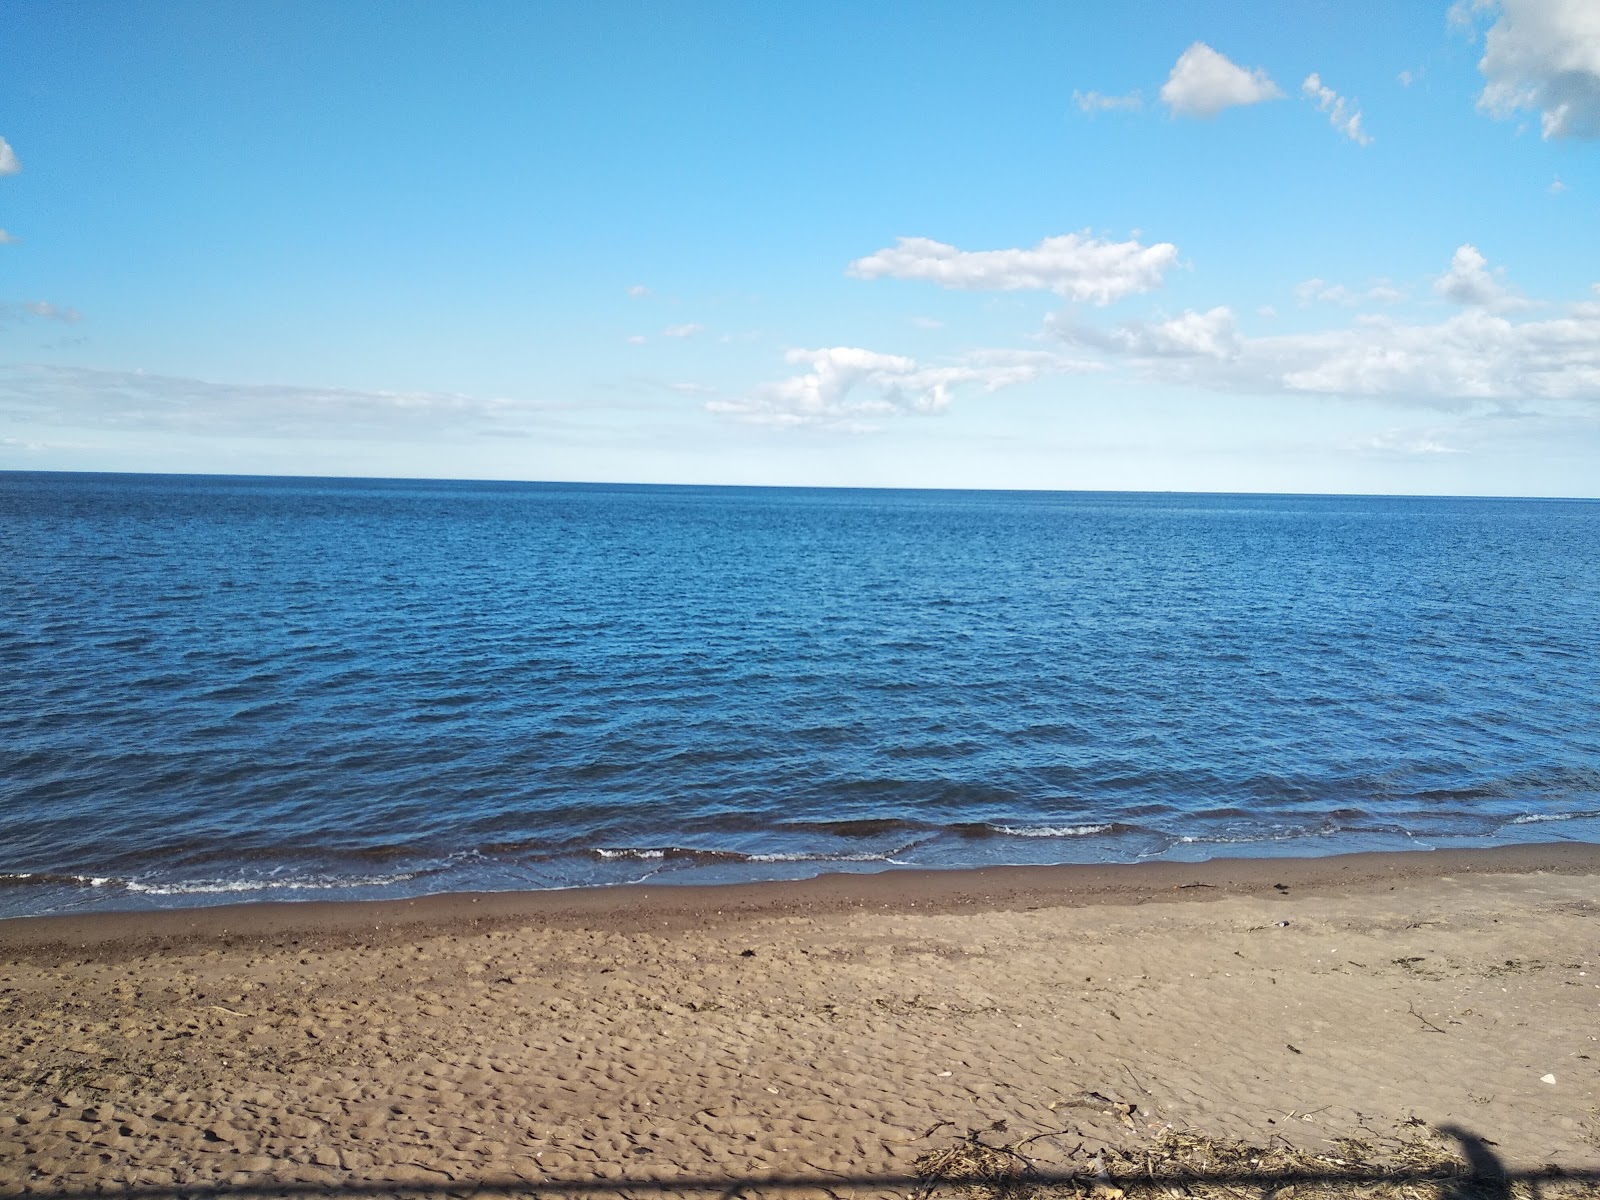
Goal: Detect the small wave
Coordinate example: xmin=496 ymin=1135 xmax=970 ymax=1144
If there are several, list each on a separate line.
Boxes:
xmin=1414 ymin=787 xmax=1501 ymax=803
xmin=1509 ymin=810 xmax=1600 ymax=825
xmin=0 ymin=872 xmax=117 ymax=890
xmin=989 ymin=823 xmax=1116 ymax=839
xmin=344 ymin=843 xmax=431 ymax=862
xmin=778 ymin=818 xmax=924 ymax=838
xmin=746 ymin=851 xmax=898 ymax=864
xmin=477 ymin=838 xmax=559 ymax=857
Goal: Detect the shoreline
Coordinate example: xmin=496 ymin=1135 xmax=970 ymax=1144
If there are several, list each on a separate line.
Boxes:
xmin=3 ymin=837 xmax=1597 ymax=1184
xmin=4 ymin=839 xmax=1596 ymax=954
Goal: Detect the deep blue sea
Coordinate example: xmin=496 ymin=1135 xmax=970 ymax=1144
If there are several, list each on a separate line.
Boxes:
xmin=3 ymin=471 xmax=1599 ymax=917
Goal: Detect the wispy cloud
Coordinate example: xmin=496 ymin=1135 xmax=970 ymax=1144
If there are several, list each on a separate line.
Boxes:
xmin=848 ymin=232 xmax=1178 ymax=306
xmin=1294 ymin=278 xmax=1406 ymax=306
xmin=627 ymin=284 xmax=650 ymax=298
xmin=1356 ymin=426 xmax=1467 ymax=456
xmin=0 ymin=435 xmax=96 ymax=453
xmin=1295 ymin=278 xmax=1356 ymax=307
xmin=0 ymin=363 xmax=551 ymax=439
xmin=1 ymin=300 xmax=82 ymax=324
xmin=1448 ymin=0 xmax=1495 ymax=34
xmin=0 ymin=229 xmax=16 ymax=246
xmin=0 ymin=137 xmax=19 ymax=176
xmin=1072 ymin=89 xmax=1143 ymax=113
xmin=662 ymin=322 xmax=705 ymax=338
xmin=1302 ymin=73 xmax=1373 ymax=144
xmin=1159 ymin=43 xmax=1283 ymax=117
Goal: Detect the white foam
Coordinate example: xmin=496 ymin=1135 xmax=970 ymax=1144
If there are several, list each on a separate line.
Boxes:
xmin=1175 ymin=830 xmax=1306 ymax=845
xmin=1509 ymin=811 xmax=1599 ymax=825
xmin=124 ymin=872 xmax=420 ymax=896
xmin=992 ymin=823 xmax=1113 ymax=839
xmin=594 ymin=848 xmax=666 ymax=860
xmin=747 ymin=851 xmax=891 ymax=863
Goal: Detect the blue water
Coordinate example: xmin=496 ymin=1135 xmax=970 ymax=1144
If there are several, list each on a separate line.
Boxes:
xmin=3 ymin=471 xmax=1599 ymax=917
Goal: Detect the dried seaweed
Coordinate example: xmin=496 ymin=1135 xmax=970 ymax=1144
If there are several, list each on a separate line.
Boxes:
xmin=911 ymin=1121 xmax=1588 ymax=1199
xmin=912 ymin=1121 xmax=1042 ymax=1200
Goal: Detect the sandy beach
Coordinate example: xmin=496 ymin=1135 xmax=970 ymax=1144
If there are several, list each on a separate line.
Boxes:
xmin=2 ymin=844 xmax=1598 ymax=1196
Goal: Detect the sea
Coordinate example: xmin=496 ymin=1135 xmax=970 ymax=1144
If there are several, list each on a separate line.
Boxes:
xmin=3 ymin=471 xmax=1598 ymax=918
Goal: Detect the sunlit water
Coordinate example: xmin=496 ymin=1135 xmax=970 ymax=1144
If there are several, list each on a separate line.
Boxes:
xmin=3 ymin=472 xmax=1598 ymax=916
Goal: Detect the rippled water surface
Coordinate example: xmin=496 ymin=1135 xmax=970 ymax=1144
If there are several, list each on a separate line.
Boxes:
xmin=4 ymin=472 xmax=1599 ymax=915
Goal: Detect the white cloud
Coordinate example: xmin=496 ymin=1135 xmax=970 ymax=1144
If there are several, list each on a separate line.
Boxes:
xmin=0 ymin=229 xmax=15 ymax=245
xmin=0 ymin=363 xmax=546 ymax=438
xmin=625 ymin=334 xmax=647 ymax=345
xmin=1073 ymin=89 xmax=1143 ymax=113
xmin=847 ymin=232 xmax=1178 ymax=305
xmin=1432 ymin=243 xmax=1526 ymax=309
xmin=910 ymin=316 xmax=944 ymax=329
xmin=1550 ymin=175 xmax=1567 ymax=193
xmin=1052 ymin=294 xmax=1600 ymax=408
xmin=1159 ymin=42 xmax=1284 ymax=117
xmin=709 ymin=346 xmax=1092 ymax=431
xmin=1057 ymin=306 xmax=1242 ymax=360
xmin=1398 ymin=69 xmax=1418 ymax=86
xmin=1302 ymin=73 xmax=1373 ymax=144
xmin=627 ymin=284 xmax=651 ymax=298
xmin=0 ymin=137 xmax=18 ymax=176
xmin=662 ymin=323 xmax=705 ymax=338
xmin=1468 ymin=0 xmax=1600 ymax=138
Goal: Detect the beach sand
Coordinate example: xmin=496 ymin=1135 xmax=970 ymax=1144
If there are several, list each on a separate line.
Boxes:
xmin=2 ymin=844 xmax=1597 ymax=1196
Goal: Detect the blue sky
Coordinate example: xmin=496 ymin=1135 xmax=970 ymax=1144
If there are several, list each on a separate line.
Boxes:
xmin=2 ymin=0 xmax=1598 ymax=494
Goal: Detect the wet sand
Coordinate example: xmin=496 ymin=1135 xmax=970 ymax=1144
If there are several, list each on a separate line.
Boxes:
xmin=2 ymin=843 xmax=1597 ymax=1194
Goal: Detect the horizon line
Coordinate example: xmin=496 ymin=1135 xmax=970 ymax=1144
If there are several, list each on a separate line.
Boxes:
xmin=3 ymin=466 xmax=1598 ymax=504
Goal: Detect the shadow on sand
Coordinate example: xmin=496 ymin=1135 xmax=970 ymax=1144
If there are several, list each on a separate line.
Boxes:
xmin=14 ymin=1125 xmax=1599 ymax=1200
